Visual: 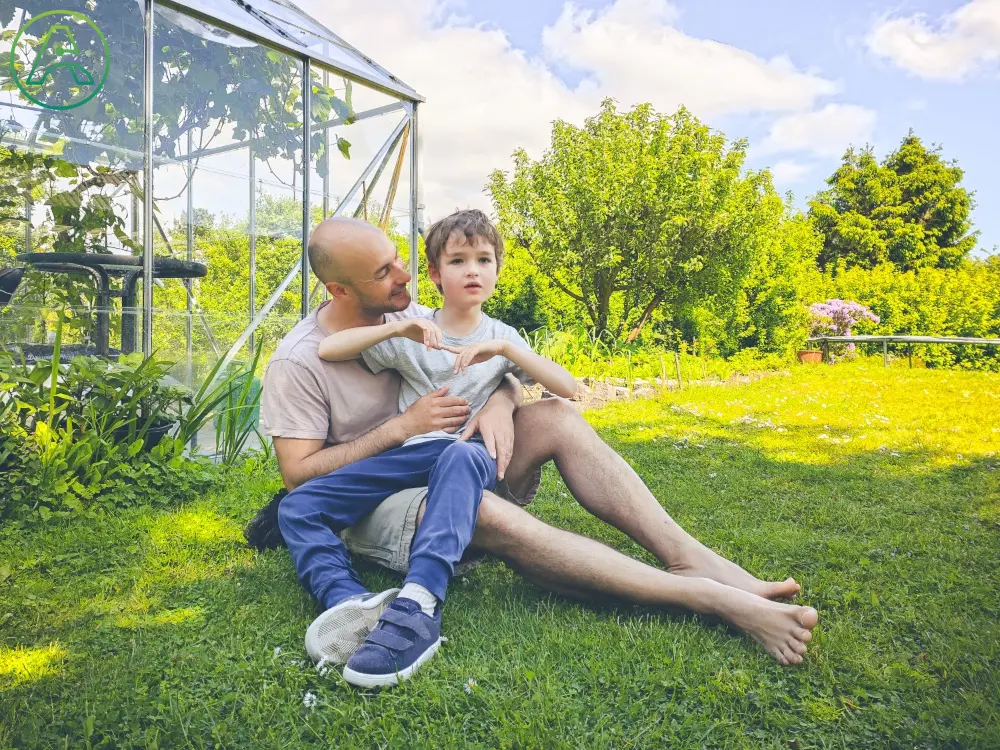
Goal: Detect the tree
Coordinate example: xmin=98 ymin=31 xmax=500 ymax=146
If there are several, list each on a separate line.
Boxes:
xmin=809 ymin=133 xmax=978 ymax=272
xmin=709 ymin=210 xmax=822 ymax=357
xmin=0 ymin=0 xmax=355 ymax=264
xmin=489 ymin=99 xmax=781 ymax=341
xmin=0 ymin=0 xmax=356 ymax=351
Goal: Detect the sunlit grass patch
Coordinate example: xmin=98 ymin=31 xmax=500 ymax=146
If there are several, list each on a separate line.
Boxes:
xmin=147 ymin=506 xmax=246 ymax=549
xmin=0 ymin=359 xmax=997 ymax=747
xmin=0 ymin=644 xmax=68 ymax=690
xmin=115 ymin=607 xmax=205 ymax=630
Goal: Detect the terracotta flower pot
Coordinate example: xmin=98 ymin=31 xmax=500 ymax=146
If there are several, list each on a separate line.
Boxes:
xmin=797 ymin=350 xmax=823 ymax=364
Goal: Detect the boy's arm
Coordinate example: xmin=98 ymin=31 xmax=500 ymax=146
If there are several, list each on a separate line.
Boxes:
xmin=445 ymin=340 xmax=577 ymax=399
xmin=458 ymin=374 xmax=522 ymax=480
xmin=499 ymin=343 xmax=578 ymax=399
xmin=317 ymin=318 xmax=443 ymax=362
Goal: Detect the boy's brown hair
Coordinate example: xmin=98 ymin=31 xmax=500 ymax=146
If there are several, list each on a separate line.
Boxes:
xmin=422 ymin=209 xmax=505 ymax=275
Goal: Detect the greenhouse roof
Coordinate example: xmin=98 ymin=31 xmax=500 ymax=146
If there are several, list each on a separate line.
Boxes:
xmin=162 ymin=0 xmax=422 ymax=102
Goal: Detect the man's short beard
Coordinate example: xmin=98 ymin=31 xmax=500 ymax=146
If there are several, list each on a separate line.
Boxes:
xmin=357 ymin=287 xmax=410 ymax=316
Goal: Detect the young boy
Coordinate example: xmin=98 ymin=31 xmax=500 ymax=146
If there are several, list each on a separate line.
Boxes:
xmin=315 ymin=209 xmax=577 ymax=687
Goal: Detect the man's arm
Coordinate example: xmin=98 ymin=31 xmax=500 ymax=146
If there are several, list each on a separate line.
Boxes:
xmin=274 ymin=418 xmax=406 ymax=490
xmin=274 ymin=386 xmax=472 ymax=490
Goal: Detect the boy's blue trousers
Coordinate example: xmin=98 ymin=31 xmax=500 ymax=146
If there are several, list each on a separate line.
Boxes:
xmin=277 ymin=439 xmax=496 ymax=610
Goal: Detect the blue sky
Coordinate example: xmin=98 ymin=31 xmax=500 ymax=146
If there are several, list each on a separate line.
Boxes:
xmin=459 ymin=0 xmax=999 ymax=256
xmin=307 ymin=0 xmax=999 ymax=256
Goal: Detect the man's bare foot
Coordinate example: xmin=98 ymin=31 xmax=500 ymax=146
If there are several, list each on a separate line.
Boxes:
xmin=668 ymin=543 xmax=801 ymax=600
xmin=713 ymin=586 xmax=819 ymax=665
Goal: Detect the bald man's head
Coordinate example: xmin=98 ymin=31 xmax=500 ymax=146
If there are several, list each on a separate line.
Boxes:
xmin=307 ymin=217 xmax=412 ymax=314
xmin=307 ymin=217 xmax=388 ymax=285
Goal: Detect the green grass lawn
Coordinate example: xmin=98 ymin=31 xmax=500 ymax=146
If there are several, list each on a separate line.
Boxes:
xmin=2 ymin=359 xmax=998 ymax=748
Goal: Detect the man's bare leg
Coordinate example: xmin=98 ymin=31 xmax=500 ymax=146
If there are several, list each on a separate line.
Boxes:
xmin=459 ymin=494 xmax=818 ymax=665
xmin=501 ymin=399 xmax=800 ymax=600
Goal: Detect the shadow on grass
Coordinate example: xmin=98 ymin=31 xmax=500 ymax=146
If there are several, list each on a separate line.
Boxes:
xmin=1 ymin=393 xmax=998 ymax=747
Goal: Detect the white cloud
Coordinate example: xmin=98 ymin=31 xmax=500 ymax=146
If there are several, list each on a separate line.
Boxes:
xmin=300 ymin=0 xmax=586 ymax=221
xmin=769 ymin=160 xmax=812 ymax=184
xmin=866 ymin=0 xmax=1000 ymax=80
xmin=760 ymin=104 xmax=877 ymax=158
xmin=299 ymin=0 xmax=842 ymax=220
xmin=542 ymin=0 xmax=838 ymax=117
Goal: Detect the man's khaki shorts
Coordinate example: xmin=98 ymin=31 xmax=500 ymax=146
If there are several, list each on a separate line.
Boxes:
xmin=340 ymin=467 xmax=542 ymax=574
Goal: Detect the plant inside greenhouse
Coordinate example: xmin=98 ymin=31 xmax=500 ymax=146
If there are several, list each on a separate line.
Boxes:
xmin=1 ymin=0 xmax=422 ymax=392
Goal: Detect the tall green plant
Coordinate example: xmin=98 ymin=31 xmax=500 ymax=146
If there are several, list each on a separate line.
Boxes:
xmin=809 ymin=133 xmax=978 ymax=272
xmin=176 ymin=339 xmax=266 ymax=463
xmin=213 ymin=339 xmax=265 ymax=465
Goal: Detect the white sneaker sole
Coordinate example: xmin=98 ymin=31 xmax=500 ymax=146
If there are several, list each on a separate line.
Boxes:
xmin=304 ymin=588 xmax=400 ymax=665
xmin=342 ymin=637 xmax=443 ymax=688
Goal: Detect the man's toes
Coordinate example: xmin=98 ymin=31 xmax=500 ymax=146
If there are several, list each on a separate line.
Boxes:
xmin=763 ymin=578 xmax=800 ymax=599
xmin=771 ymin=647 xmax=789 ymax=665
xmin=797 ymin=606 xmax=819 ymax=629
xmin=783 ymin=644 xmax=804 ymax=664
xmin=794 ymin=628 xmax=813 ymax=643
xmin=788 ymin=638 xmax=808 ymax=655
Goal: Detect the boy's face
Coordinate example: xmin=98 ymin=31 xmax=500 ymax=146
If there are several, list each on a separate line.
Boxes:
xmin=429 ymin=233 xmax=498 ymax=307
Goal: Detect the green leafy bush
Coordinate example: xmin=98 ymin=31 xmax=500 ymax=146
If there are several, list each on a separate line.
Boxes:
xmin=522 ymin=325 xmax=788 ymax=384
xmin=807 ymin=259 xmax=1000 ymax=369
xmin=0 ymin=313 xmax=264 ymax=522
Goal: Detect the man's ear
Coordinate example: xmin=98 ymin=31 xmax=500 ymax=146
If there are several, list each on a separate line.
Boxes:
xmin=326 ymin=280 xmax=351 ymax=299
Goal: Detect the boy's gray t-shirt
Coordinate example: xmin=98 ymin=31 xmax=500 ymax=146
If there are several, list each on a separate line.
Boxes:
xmin=361 ymin=311 xmax=535 ymax=445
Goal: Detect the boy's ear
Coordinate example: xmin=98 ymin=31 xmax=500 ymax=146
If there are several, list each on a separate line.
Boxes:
xmin=427 ymin=263 xmax=441 ymax=287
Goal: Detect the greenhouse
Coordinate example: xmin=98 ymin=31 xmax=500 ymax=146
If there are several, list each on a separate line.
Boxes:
xmin=0 ymin=0 xmax=423 ymax=386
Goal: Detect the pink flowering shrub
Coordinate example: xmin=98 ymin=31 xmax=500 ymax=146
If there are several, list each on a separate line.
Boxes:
xmin=809 ymin=299 xmax=880 ymax=353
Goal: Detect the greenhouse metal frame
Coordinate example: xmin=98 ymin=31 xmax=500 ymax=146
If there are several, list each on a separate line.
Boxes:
xmin=0 ymin=0 xmax=424 ymax=378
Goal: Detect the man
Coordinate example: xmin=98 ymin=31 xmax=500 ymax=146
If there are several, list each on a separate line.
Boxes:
xmin=261 ymin=216 xmax=818 ymax=666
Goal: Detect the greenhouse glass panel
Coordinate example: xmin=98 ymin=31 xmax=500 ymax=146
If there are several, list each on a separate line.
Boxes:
xmin=150 ymin=4 xmax=307 ymax=387
xmin=0 ymin=0 xmax=146 ymax=359
xmin=1 ymin=0 xmax=422 ymax=412
xmin=179 ymin=0 xmax=416 ymax=97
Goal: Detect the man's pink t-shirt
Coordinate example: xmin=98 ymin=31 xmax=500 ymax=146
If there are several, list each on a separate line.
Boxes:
xmin=260 ymin=301 xmax=429 ymax=445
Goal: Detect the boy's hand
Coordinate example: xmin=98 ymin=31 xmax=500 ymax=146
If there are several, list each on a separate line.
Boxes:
xmin=442 ymin=339 xmax=508 ymax=374
xmin=394 ymin=318 xmax=444 ymax=350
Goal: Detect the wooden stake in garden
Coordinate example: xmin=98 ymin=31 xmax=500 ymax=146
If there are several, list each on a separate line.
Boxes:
xmin=674 ymin=350 xmax=682 ymax=391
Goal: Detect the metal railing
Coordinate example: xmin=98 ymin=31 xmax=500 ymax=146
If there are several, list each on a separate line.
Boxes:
xmin=806 ymin=335 xmax=1000 ymax=367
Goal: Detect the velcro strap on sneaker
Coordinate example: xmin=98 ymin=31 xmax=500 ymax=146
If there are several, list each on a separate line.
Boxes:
xmin=366 ymin=628 xmax=414 ymax=652
xmin=380 ymin=608 xmax=431 ymax=640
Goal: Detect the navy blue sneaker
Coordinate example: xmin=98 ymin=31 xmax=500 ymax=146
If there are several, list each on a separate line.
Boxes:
xmin=342 ymin=597 xmax=443 ymax=688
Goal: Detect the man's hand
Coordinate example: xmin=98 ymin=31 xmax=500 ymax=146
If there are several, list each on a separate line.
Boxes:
xmin=459 ymin=387 xmax=516 ymax=479
xmin=442 ymin=339 xmax=508 ymax=375
xmin=394 ymin=318 xmax=444 ymax=350
xmin=397 ymin=385 xmax=471 ymax=439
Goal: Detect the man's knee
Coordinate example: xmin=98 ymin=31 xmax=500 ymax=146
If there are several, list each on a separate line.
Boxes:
xmin=276 ymin=486 xmax=307 ymax=527
xmin=518 ymin=397 xmax=586 ymax=438
xmin=415 ymin=490 xmax=504 ymax=531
